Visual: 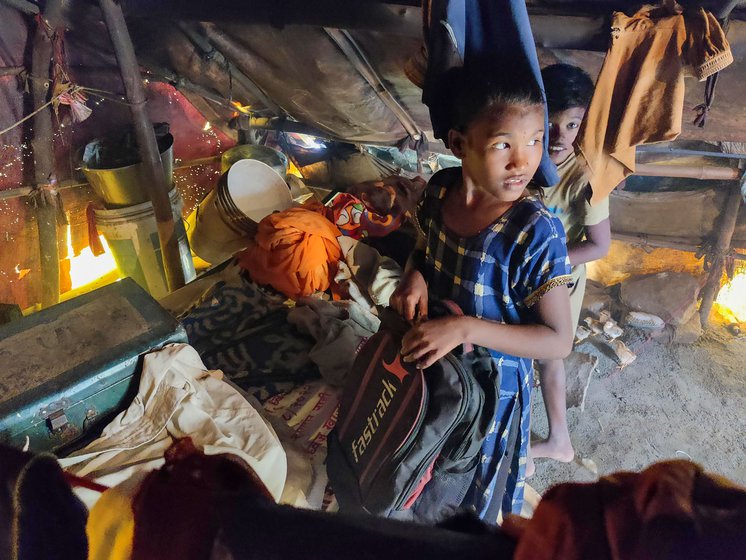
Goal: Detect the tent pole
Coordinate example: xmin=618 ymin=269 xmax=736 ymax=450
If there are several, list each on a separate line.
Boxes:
xmin=699 ymin=176 xmax=745 ymax=325
xmin=29 ymin=0 xmax=64 ymax=309
xmin=98 ymin=0 xmax=187 ymax=293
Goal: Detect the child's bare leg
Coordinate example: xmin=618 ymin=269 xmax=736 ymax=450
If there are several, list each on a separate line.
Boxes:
xmin=531 ymin=358 xmax=574 ymax=462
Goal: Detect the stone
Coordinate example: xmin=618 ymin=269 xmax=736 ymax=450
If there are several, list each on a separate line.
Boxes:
xmin=620 ymin=272 xmax=700 ymax=326
xmin=673 ymin=312 xmax=703 ymax=344
xmin=624 ymin=311 xmax=666 ymax=330
xmin=565 ymin=351 xmax=599 ymax=411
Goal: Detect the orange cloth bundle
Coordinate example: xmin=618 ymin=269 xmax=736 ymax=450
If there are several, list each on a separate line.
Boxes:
xmin=238 ymin=206 xmax=342 ymax=299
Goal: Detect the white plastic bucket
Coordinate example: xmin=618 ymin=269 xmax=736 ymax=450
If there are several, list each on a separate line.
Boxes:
xmin=226 ymin=159 xmax=293 ymax=222
xmin=94 ymin=189 xmax=196 ymax=299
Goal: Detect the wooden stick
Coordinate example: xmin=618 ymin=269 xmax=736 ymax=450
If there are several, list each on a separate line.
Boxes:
xmin=99 ymin=0 xmax=187 ymax=292
xmin=634 ymin=163 xmax=741 ymax=181
xmin=699 ymin=178 xmax=745 ymax=325
xmin=30 ymin=0 xmax=64 ymax=308
xmin=611 ymin=232 xmax=703 ymax=253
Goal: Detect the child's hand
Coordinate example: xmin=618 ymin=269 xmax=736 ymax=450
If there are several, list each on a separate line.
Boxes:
xmin=389 ymin=269 xmax=428 ymax=322
xmin=401 ymin=316 xmax=468 ymax=369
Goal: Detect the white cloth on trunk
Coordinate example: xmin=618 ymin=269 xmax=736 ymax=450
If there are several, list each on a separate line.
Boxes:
xmin=59 ymin=343 xmax=288 ymax=507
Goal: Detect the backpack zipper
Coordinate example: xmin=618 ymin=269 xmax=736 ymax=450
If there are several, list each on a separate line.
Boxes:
xmin=448 ymin=384 xmax=484 ymax=464
xmin=392 ymin=353 xmax=472 ymax=510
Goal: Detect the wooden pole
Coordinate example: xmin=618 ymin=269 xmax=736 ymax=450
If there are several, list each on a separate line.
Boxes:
xmin=699 ymin=176 xmax=745 ymax=325
xmin=29 ymin=0 xmax=63 ymax=308
xmin=634 ymin=163 xmax=740 ymax=181
xmin=98 ymin=0 xmax=186 ymax=292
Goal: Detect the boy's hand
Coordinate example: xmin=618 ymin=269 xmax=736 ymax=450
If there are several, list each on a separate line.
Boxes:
xmin=389 ymin=269 xmax=428 ymax=322
xmin=401 ymin=316 xmax=468 ymax=369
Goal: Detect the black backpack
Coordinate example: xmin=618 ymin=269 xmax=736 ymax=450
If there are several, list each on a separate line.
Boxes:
xmin=327 ymin=301 xmax=500 ymax=523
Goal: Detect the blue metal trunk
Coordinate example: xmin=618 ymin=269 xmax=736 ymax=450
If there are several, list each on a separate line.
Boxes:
xmin=0 ymin=278 xmax=187 ymax=455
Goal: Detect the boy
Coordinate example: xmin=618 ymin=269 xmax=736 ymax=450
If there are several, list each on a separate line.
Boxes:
xmin=529 ymin=64 xmax=611 ymax=472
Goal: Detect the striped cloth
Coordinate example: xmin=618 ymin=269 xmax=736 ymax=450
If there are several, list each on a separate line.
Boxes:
xmin=415 ymin=168 xmax=571 ymax=519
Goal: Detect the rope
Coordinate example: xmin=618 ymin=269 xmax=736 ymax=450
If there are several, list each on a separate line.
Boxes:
xmin=0 ymin=83 xmax=134 ymax=137
xmin=692 ymin=72 xmax=719 ymax=128
xmin=0 ymin=88 xmax=67 ymax=137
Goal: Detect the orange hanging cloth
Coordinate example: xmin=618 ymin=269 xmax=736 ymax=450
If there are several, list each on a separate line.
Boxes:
xmin=238 ymin=206 xmax=342 ymax=299
xmin=575 ymin=3 xmax=733 ymax=205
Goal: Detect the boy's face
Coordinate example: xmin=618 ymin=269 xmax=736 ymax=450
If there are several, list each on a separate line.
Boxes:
xmin=547 ymin=106 xmax=585 ymax=165
xmin=450 ymin=105 xmax=544 ymax=202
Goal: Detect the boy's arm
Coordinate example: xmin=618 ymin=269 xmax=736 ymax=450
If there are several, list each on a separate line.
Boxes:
xmin=567 ymin=218 xmax=611 ymax=266
xmin=567 ymin=183 xmax=611 ymax=266
xmin=402 ymin=284 xmax=573 ymax=368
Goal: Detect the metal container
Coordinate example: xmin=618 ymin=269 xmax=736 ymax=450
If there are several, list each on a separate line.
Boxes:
xmin=220 ymin=144 xmax=288 ymax=177
xmin=94 ymin=188 xmax=196 ymax=299
xmin=81 ymin=133 xmax=174 ymax=208
xmin=0 ymin=278 xmax=187 ymax=455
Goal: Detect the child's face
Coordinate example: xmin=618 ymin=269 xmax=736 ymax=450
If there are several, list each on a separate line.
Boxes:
xmin=547 ymin=106 xmax=585 ymax=165
xmin=451 ymin=104 xmax=544 ymax=202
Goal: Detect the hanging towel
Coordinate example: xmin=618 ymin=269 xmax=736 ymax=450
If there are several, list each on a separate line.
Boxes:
xmin=575 ymin=3 xmax=733 ymax=205
xmin=422 ymin=0 xmax=559 ymax=187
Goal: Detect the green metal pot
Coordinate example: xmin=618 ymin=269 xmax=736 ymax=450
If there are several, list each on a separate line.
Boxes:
xmin=82 ymin=134 xmax=174 ymax=208
xmin=220 ymin=144 xmax=288 ymax=177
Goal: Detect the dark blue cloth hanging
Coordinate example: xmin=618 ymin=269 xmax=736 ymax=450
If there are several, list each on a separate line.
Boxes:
xmin=423 ymin=0 xmax=559 ymax=187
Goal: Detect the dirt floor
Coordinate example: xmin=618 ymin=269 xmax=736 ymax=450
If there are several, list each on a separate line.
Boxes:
xmin=529 ymin=324 xmax=746 ymax=495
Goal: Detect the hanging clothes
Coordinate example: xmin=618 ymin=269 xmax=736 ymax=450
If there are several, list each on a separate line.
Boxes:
xmin=422 ymin=0 xmax=559 ymax=187
xmin=576 ymin=3 xmax=733 ymax=205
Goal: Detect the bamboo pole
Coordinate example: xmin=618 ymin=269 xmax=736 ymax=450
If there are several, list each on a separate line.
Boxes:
xmin=98 ymin=0 xmax=186 ymax=292
xmin=29 ymin=0 xmax=64 ymax=308
xmin=634 ymin=163 xmax=740 ymax=181
xmin=699 ymin=177 xmax=745 ymax=325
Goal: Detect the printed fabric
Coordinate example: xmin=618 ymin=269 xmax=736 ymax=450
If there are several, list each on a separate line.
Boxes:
xmin=415 ymin=167 xmax=571 ymax=518
xmin=324 ymin=191 xmax=405 ymax=240
xmin=182 ymin=276 xmax=320 ymax=390
xmin=576 ymin=2 xmax=733 ymax=205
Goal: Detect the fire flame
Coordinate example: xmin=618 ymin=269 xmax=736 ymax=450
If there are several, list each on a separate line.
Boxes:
xmin=715 ymin=264 xmax=746 ymax=323
xmin=65 ymin=223 xmax=118 ymax=290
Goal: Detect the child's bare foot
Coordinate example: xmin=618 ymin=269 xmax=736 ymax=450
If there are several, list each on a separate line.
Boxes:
xmin=530 ymin=438 xmax=575 ymax=463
